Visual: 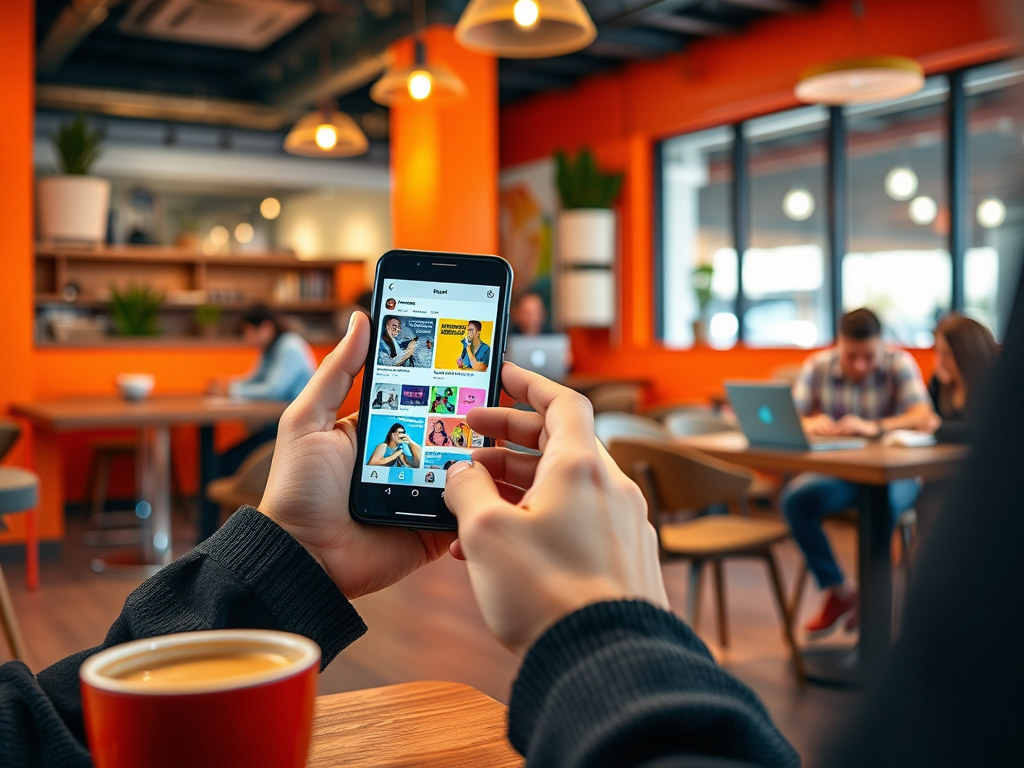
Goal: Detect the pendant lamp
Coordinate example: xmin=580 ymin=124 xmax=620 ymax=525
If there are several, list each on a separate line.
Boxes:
xmin=371 ymin=39 xmax=467 ymax=106
xmin=284 ymin=109 xmax=368 ymax=157
xmin=795 ymin=1 xmax=923 ymax=106
xmin=285 ymin=36 xmax=368 ymax=158
xmin=455 ymin=0 xmax=596 ymax=58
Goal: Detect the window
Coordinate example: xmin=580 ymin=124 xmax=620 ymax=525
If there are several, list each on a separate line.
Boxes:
xmin=745 ymin=106 xmax=831 ymax=348
xmin=657 ymin=59 xmax=1022 ymax=348
xmin=965 ymin=60 xmax=1024 ymax=339
xmin=844 ymin=78 xmax=950 ymax=347
xmin=661 ymin=127 xmax=736 ymax=348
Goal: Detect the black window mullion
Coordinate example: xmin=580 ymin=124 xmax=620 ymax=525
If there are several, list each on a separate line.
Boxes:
xmin=948 ymin=70 xmax=967 ymax=312
xmin=826 ymin=106 xmax=847 ymax=340
xmin=732 ymin=122 xmax=749 ymax=342
xmin=653 ymin=140 xmax=665 ymax=341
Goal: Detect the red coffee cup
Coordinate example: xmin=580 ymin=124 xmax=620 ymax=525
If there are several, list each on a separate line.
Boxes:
xmin=80 ymin=629 xmax=320 ymax=768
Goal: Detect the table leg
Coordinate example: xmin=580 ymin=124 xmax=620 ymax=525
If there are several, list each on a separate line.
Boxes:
xmin=90 ymin=425 xmax=174 ymax=578
xmin=802 ymin=483 xmax=892 ymax=686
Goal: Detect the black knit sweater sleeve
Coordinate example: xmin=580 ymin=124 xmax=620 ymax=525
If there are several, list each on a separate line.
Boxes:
xmin=509 ymin=600 xmax=800 ymax=768
xmin=0 ymin=507 xmax=366 ymax=768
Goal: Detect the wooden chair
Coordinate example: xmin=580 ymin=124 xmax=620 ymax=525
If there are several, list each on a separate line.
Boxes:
xmin=594 ymin=413 xmax=668 ymax=447
xmin=608 ymin=438 xmax=805 ymax=683
xmin=205 ymin=441 xmax=276 ymax=520
xmin=586 ymin=383 xmax=644 ymax=415
xmin=0 ymin=421 xmax=31 ymax=661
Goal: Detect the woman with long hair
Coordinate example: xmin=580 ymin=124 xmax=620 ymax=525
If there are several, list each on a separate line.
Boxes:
xmin=427 ymin=419 xmax=452 ymax=447
xmin=378 ymin=315 xmax=417 ymax=367
xmin=367 ymin=422 xmax=422 ymax=468
xmin=928 ymin=313 xmax=999 ymax=443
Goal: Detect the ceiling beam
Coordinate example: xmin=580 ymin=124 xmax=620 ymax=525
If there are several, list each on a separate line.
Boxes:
xmin=600 ymin=0 xmax=703 ymax=27
xmin=498 ymin=68 xmax=576 ymax=91
xmin=586 ymin=27 xmax=687 ymax=59
xmin=642 ymin=14 xmax=741 ymax=36
xmin=38 ymin=0 xmax=123 ymax=74
xmin=714 ymin=0 xmax=816 ymax=13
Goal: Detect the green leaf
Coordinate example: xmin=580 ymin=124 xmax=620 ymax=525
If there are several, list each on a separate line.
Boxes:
xmin=109 ymin=284 xmax=164 ymax=336
xmin=52 ymin=115 xmax=104 ymax=176
xmin=554 ymin=147 xmax=623 ymax=209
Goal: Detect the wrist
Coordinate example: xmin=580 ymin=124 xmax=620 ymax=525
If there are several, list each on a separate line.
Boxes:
xmin=258 ymin=504 xmax=328 ymax=572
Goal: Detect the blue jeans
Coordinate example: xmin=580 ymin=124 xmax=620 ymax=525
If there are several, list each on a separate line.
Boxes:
xmin=781 ymin=473 xmax=920 ymax=590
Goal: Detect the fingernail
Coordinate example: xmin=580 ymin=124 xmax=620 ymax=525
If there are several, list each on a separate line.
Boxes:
xmin=346 ymin=311 xmax=359 ymax=336
xmin=447 ymin=460 xmax=472 ymax=478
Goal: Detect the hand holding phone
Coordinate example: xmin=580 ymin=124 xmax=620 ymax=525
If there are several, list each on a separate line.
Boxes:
xmin=256 ymin=312 xmax=456 ymax=600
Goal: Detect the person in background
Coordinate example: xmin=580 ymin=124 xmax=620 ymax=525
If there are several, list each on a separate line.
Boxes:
xmin=926 ymin=313 xmax=999 ymax=443
xmin=509 ymin=290 xmax=553 ymax=335
xmin=785 ymin=308 xmax=935 ymax=638
xmin=199 ymin=304 xmax=316 ymax=542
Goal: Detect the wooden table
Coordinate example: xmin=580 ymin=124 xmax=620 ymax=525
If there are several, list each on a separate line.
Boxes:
xmin=676 ymin=432 xmax=968 ymax=686
xmin=12 ymin=396 xmax=288 ymax=577
xmin=309 ymin=682 xmax=522 ymax=767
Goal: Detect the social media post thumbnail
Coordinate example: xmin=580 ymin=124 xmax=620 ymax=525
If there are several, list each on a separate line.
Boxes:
xmin=423 ymin=450 xmax=474 ymax=471
xmin=364 ymin=415 xmax=426 ymax=469
xmin=424 ymin=417 xmax=480 ymax=449
xmin=400 ymin=384 xmax=431 ymax=407
xmin=370 ymin=384 xmax=400 ymax=410
xmin=378 ymin=315 xmax=436 ymax=369
xmin=456 ymin=387 xmax=486 ymax=415
xmin=434 ymin=319 xmax=495 ymax=372
xmin=428 ymin=386 xmax=459 ymax=414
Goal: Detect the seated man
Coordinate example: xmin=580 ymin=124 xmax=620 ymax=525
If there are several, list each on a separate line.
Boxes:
xmin=785 ymin=308 xmax=935 ymax=637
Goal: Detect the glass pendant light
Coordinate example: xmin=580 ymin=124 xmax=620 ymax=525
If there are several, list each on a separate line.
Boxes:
xmin=795 ymin=1 xmax=923 ymax=105
xmin=455 ymin=0 xmax=596 ymax=58
xmin=372 ymin=0 xmax=466 ymax=107
xmin=284 ymin=38 xmax=368 ymax=158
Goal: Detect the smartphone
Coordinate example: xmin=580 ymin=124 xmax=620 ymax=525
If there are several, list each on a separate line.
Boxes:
xmin=350 ymin=250 xmax=513 ymax=530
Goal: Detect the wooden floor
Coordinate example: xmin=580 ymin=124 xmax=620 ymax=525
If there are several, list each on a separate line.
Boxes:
xmin=2 ymin=510 xmax=889 ymax=767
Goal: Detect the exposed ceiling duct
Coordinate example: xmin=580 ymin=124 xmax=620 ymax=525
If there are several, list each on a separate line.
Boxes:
xmin=36 ymin=84 xmax=300 ymax=130
xmin=38 ymin=0 xmax=123 ymax=73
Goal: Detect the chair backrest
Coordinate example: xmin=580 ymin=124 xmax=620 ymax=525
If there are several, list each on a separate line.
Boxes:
xmin=595 ymin=413 xmax=668 ymax=447
xmin=586 ymin=383 xmax=644 ymax=415
xmin=232 ymin=441 xmax=276 ymax=496
xmin=663 ymin=411 xmax=738 ymax=438
xmin=607 ymin=439 xmax=753 ymax=523
xmin=0 ymin=422 xmax=21 ymax=462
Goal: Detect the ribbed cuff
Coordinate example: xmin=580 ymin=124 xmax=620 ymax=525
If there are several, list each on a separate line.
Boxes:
xmin=198 ymin=506 xmax=367 ymax=669
xmin=509 ymin=600 xmax=708 ymax=754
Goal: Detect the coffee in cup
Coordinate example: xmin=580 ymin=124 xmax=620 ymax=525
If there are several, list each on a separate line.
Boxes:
xmin=80 ymin=629 xmax=320 ymax=768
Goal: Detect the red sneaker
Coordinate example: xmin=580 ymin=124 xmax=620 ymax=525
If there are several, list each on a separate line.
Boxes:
xmin=804 ymin=591 xmax=858 ymax=640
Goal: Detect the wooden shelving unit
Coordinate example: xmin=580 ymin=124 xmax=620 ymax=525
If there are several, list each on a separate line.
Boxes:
xmin=34 ymin=243 xmax=363 ymax=346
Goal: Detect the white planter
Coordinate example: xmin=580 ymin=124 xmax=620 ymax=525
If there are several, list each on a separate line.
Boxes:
xmin=37 ymin=175 xmax=111 ymax=243
xmin=557 ymin=208 xmax=616 ymax=266
xmin=560 ymin=270 xmax=614 ymax=327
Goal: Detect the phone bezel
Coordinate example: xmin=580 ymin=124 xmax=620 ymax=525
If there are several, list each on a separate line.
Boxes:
xmin=349 ymin=249 xmax=513 ymax=531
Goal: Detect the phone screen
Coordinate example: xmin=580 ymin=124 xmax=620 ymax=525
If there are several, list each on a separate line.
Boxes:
xmin=359 ymin=277 xmax=501 ymax=494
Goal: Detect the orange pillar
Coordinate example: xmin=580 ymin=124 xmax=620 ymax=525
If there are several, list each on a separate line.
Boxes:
xmin=0 ymin=0 xmax=39 ymax=579
xmin=390 ymin=26 xmax=499 ymax=254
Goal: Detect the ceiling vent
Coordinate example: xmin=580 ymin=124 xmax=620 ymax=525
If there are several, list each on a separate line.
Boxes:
xmin=120 ymin=0 xmax=316 ymax=50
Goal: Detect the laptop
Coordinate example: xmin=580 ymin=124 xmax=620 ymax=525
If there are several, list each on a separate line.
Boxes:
xmin=725 ymin=382 xmax=868 ymax=452
xmin=505 ymin=334 xmax=570 ymax=382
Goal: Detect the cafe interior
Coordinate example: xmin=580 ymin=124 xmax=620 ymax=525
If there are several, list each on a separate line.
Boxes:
xmin=0 ymin=0 xmax=1022 ymax=765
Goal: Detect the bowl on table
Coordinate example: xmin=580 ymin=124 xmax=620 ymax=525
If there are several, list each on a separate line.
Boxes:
xmin=115 ymin=374 xmax=155 ymax=402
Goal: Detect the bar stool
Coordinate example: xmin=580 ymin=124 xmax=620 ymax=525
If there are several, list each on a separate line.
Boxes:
xmin=83 ymin=437 xmax=142 ymax=532
xmin=0 ymin=467 xmax=34 ymax=661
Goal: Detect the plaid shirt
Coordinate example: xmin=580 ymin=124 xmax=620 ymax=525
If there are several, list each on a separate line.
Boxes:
xmin=792 ymin=347 xmax=929 ymax=421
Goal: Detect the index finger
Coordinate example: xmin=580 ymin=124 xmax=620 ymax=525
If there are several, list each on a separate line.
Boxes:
xmin=499 ymin=363 xmax=597 ymax=454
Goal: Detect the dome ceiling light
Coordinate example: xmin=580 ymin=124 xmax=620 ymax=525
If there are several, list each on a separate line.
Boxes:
xmin=455 ymin=0 xmax=596 ymax=58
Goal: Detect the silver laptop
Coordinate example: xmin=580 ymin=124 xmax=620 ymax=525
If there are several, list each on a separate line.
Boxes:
xmin=505 ymin=334 xmax=570 ymax=382
xmin=725 ymin=382 xmax=867 ymax=452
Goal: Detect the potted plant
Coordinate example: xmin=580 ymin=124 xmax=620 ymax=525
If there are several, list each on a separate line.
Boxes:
xmin=193 ymin=304 xmax=222 ymax=338
xmin=692 ymin=263 xmax=714 ymax=345
xmin=38 ymin=115 xmax=110 ymax=243
xmin=554 ymin=148 xmax=623 ymax=266
xmin=109 ymin=285 xmax=164 ymax=337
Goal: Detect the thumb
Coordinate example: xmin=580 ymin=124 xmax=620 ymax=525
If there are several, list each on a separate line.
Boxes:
xmin=287 ymin=312 xmax=370 ymax=432
xmin=444 ymin=460 xmax=509 ymax=529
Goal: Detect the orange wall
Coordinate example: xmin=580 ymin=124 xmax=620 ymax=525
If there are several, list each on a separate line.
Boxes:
xmin=0 ymin=0 xmax=37 ymax=547
xmin=500 ymin=0 xmax=1011 ymax=403
xmin=391 ymin=26 xmax=498 ymax=253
